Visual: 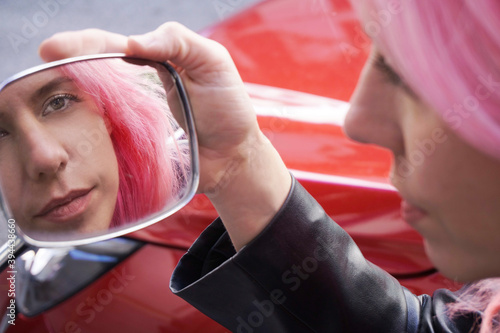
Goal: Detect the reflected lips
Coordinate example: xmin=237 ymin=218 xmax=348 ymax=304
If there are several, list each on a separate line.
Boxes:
xmin=400 ymin=199 xmax=427 ymax=226
xmin=36 ymin=188 xmax=93 ymax=223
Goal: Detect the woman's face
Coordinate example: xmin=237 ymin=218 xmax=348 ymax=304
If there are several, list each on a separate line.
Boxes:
xmin=0 ymin=68 xmax=119 ymax=236
xmin=345 ymin=46 xmax=500 ymax=282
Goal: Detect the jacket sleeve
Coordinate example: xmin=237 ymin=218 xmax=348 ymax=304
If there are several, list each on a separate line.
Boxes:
xmin=170 ymin=177 xmax=474 ymax=332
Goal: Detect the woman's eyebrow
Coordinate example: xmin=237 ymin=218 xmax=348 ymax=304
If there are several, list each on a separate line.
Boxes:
xmin=373 ymin=54 xmax=419 ymax=98
xmin=30 ymin=76 xmax=74 ymax=104
xmin=374 ymin=54 xmax=403 ymax=85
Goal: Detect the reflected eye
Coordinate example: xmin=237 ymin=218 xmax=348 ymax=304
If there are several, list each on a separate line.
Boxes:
xmin=0 ymin=129 xmax=8 ymax=139
xmin=43 ymin=94 xmax=80 ymax=116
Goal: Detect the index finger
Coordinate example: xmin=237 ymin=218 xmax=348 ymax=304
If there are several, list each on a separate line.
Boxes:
xmin=38 ymin=29 xmax=128 ymax=62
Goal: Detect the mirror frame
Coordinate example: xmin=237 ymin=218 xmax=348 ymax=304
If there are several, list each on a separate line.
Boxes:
xmin=0 ymin=53 xmax=199 ymax=247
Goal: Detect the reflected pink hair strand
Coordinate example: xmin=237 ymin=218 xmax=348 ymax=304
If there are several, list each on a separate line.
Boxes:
xmin=62 ymin=59 xmax=189 ymax=227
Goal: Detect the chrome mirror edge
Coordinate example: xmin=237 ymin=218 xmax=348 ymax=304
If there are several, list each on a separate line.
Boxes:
xmin=0 ymin=56 xmax=199 ymax=247
xmin=0 ymin=53 xmax=127 ymax=91
xmin=0 ymin=236 xmax=25 ymax=268
xmin=18 ymin=181 xmax=199 ymax=248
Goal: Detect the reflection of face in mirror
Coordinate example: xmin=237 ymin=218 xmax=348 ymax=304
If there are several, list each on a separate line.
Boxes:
xmin=0 ymin=59 xmax=190 ymax=240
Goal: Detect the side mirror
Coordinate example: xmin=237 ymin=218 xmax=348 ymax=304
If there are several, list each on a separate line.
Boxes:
xmin=0 ymin=54 xmax=199 ymax=247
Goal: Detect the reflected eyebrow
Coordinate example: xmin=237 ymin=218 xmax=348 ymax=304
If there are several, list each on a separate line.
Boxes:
xmin=0 ymin=76 xmax=76 ymax=120
xmin=30 ymin=76 xmax=75 ymax=104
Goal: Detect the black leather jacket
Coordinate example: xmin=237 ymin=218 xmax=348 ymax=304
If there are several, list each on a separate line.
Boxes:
xmin=171 ymin=178 xmax=476 ymax=332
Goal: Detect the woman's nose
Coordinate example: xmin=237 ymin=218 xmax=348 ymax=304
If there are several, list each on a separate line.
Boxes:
xmin=343 ymin=55 xmax=404 ymax=155
xmin=21 ymin=122 xmax=69 ymax=180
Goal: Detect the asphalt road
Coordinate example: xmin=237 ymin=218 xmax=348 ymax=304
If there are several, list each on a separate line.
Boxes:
xmin=0 ymin=0 xmax=262 ymax=243
xmin=0 ymin=0 xmax=262 ymax=78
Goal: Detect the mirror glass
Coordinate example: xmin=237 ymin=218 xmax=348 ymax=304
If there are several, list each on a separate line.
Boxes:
xmin=0 ymin=56 xmax=198 ymax=246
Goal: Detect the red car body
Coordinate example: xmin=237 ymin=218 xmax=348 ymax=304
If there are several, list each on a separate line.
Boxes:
xmin=1 ymin=0 xmax=461 ymax=331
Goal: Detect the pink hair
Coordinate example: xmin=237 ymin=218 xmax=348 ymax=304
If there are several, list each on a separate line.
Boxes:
xmin=349 ymin=0 xmax=500 ymax=330
xmin=352 ymin=0 xmax=500 ymax=160
xmin=446 ymin=279 xmax=500 ymax=333
xmin=60 ymin=59 xmax=190 ymax=228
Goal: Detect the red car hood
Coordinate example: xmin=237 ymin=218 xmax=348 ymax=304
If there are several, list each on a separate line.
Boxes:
xmin=202 ymin=0 xmax=368 ymax=101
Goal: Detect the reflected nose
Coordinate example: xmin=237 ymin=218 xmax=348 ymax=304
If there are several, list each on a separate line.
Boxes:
xmin=21 ymin=122 xmax=69 ymax=180
xmin=343 ymin=54 xmax=404 ymax=154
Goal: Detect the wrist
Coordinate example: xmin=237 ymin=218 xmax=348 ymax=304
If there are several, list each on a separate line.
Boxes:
xmin=205 ymin=132 xmax=292 ymax=250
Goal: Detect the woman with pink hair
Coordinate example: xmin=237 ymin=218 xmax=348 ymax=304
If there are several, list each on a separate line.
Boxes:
xmin=0 ymin=58 xmax=187 ymax=237
xmin=39 ymin=0 xmax=500 ymax=331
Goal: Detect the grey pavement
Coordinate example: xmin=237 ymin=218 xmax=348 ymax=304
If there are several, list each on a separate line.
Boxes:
xmin=0 ymin=0 xmax=262 ymax=244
